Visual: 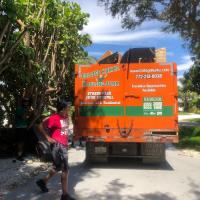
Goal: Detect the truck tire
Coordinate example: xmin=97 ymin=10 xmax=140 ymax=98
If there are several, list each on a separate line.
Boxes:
xmin=142 ymin=143 xmax=166 ymax=164
xmin=85 ymin=142 xmax=108 ymax=163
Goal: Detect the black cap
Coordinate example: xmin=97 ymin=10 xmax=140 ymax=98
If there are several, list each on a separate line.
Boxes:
xmin=56 ymin=99 xmax=71 ymax=112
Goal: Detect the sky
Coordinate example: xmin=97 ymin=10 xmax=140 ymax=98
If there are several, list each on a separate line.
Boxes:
xmin=71 ymin=0 xmax=193 ymax=79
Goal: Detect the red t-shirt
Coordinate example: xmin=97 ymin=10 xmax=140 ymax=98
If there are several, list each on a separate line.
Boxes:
xmin=44 ymin=114 xmax=68 ymax=146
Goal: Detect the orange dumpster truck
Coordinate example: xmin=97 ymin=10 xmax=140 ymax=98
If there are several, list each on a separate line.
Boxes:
xmin=74 ymin=48 xmax=178 ymax=163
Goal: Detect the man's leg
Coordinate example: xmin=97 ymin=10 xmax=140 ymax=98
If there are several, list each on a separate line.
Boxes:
xmin=15 ymin=128 xmax=26 ymax=160
xmin=36 ymin=143 xmax=59 ymax=192
xmin=36 ymin=168 xmax=57 ymax=192
xmin=44 ymin=168 xmax=57 ymax=184
xmin=60 ymin=170 xmax=76 ymax=200
xmin=61 ymin=170 xmax=68 ymax=194
xmin=60 ymin=144 xmax=76 ymax=200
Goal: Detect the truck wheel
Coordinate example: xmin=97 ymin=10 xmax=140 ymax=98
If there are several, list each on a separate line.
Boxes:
xmin=85 ymin=142 xmax=108 ymax=163
xmin=142 ymin=143 xmax=166 ymax=164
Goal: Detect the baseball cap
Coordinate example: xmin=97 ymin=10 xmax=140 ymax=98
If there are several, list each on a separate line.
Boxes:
xmin=56 ymin=99 xmax=71 ymax=111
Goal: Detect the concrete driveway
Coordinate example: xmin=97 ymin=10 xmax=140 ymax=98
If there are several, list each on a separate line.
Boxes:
xmin=4 ymin=145 xmax=200 ymax=200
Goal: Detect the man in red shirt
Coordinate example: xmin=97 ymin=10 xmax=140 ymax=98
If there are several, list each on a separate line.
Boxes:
xmin=36 ymin=100 xmax=75 ymax=200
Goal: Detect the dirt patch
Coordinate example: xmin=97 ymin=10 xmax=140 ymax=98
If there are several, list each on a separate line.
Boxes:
xmin=0 ymin=156 xmax=50 ymax=199
xmin=178 ymin=149 xmax=200 ymax=158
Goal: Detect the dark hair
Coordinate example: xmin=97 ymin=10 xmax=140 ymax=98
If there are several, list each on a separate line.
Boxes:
xmin=56 ymin=99 xmax=71 ymax=112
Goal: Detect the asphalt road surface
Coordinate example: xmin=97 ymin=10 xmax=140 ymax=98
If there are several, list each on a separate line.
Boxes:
xmin=179 ymin=114 xmax=200 ymax=127
xmin=4 ymin=145 xmax=200 ymax=200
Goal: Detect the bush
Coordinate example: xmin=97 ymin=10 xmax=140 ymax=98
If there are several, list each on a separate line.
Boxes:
xmin=194 ymin=126 xmax=200 ymax=136
xmin=177 ymin=126 xmax=200 ymax=151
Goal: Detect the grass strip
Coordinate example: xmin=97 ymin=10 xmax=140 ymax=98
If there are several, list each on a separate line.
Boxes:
xmin=177 ymin=126 xmax=200 ymax=151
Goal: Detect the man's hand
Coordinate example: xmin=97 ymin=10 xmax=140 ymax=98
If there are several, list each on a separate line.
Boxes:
xmin=47 ymin=137 xmax=56 ymax=144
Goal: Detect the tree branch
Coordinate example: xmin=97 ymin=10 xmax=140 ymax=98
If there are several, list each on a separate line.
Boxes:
xmin=61 ymin=59 xmax=66 ymax=78
xmin=40 ymin=2 xmax=46 ymax=33
xmin=16 ymin=19 xmax=25 ymax=30
xmin=43 ymin=29 xmax=55 ymax=63
xmin=50 ymin=40 xmax=57 ymax=76
xmin=37 ymin=0 xmax=45 ymax=20
xmin=0 ymin=28 xmax=28 ymax=75
xmin=3 ymin=23 xmax=12 ymax=52
xmin=0 ymin=21 xmax=11 ymax=46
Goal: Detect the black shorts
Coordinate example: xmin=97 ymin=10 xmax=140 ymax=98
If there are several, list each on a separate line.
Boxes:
xmin=50 ymin=143 xmax=69 ymax=172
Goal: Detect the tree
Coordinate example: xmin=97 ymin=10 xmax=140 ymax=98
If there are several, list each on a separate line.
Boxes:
xmin=184 ymin=61 xmax=200 ymax=95
xmin=0 ymin=0 xmax=91 ymax=127
xmin=0 ymin=0 xmax=31 ymax=75
xmin=98 ymin=0 xmax=200 ymax=57
xmin=77 ymin=55 xmax=97 ymax=64
xmin=179 ymin=65 xmax=200 ymax=113
xmin=179 ymin=77 xmax=191 ymax=112
xmin=99 ymin=0 xmax=200 ymax=114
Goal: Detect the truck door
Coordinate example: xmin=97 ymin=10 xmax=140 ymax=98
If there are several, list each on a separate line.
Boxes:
xmin=124 ymin=62 xmax=178 ymax=140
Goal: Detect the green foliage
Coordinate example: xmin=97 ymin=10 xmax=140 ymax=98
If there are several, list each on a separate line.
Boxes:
xmin=0 ymin=0 xmax=91 ymax=127
xmin=77 ymin=56 xmax=97 ymax=64
xmin=102 ymin=0 xmax=200 ymax=102
xmin=179 ymin=137 xmax=200 ymax=150
xmin=177 ymin=126 xmax=200 ymax=150
xmin=194 ymin=126 xmax=200 ymax=136
xmin=184 ymin=62 xmax=200 ymax=95
xmin=99 ymin=0 xmax=200 ymax=57
xmin=179 ymin=73 xmax=200 ymax=113
xmin=178 ymin=112 xmax=193 ymax=115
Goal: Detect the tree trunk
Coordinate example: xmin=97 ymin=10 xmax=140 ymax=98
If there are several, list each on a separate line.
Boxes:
xmin=0 ymin=21 xmax=11 ymax=46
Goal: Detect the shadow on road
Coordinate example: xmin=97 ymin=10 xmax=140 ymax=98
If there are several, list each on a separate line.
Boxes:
xmin=69 ymin=161 xmax=175 ymax=200
xmin=188 ymin=178 xmax=200 ymax=200
xmin=5 ymin=149 xmax=200 ymax=200
xmin=84 ymin=157 xmax=174 ymax=171
xmin=179 ymin=121 xmax=200 ymax=127
xmin=68 ymin=156 xmax=174 ymax=199
xmin=75 ymin=191 xmax=177 ymax=200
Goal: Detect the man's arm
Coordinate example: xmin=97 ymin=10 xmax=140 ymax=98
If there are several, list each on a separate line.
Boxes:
xmin=38 ymin=121 xmax=55 ymax=144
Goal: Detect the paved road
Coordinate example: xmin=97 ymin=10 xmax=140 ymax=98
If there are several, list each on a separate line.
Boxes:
xmin=178 ymin=114 xmax=200 ymax=121
xmin=179 ymin=114 xmax=200 ymax=127
xmin=4 ymin=146 xmax=200 ymax=200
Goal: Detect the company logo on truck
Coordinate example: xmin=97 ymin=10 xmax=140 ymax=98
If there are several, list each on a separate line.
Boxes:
xmin=81 ymin=66 xmax=120 ymax=79
xmin=82 ymin=81 xmax=120 ymax=87
xmin=81 ymin=66 xmax=120 ymax=87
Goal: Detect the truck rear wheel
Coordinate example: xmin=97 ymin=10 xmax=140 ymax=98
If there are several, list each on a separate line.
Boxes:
xmin=141 ymin=143 xmax=166 ymax=164
xmin=85 ymin=142 xmax=108 ymax=163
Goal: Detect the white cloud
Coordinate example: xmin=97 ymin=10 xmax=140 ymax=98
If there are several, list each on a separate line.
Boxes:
xmin=91 ymin=30 xmax=174 ymax=44
xmin=177 ymin=55 xmax=193 ymax=71
xmin=71 ymin=0 xmax=176 ymax=44
xmin=72 ymin=0 xmax=122 ymax=35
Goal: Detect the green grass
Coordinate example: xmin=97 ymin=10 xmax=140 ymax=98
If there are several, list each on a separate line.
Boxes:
xmin=181 ymin=118 xmax=200 ymax=123
xmin=177 ymin=126 xmax=200 ymax=151
xmin=178 ymin=112 xmax=194 ymax=115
